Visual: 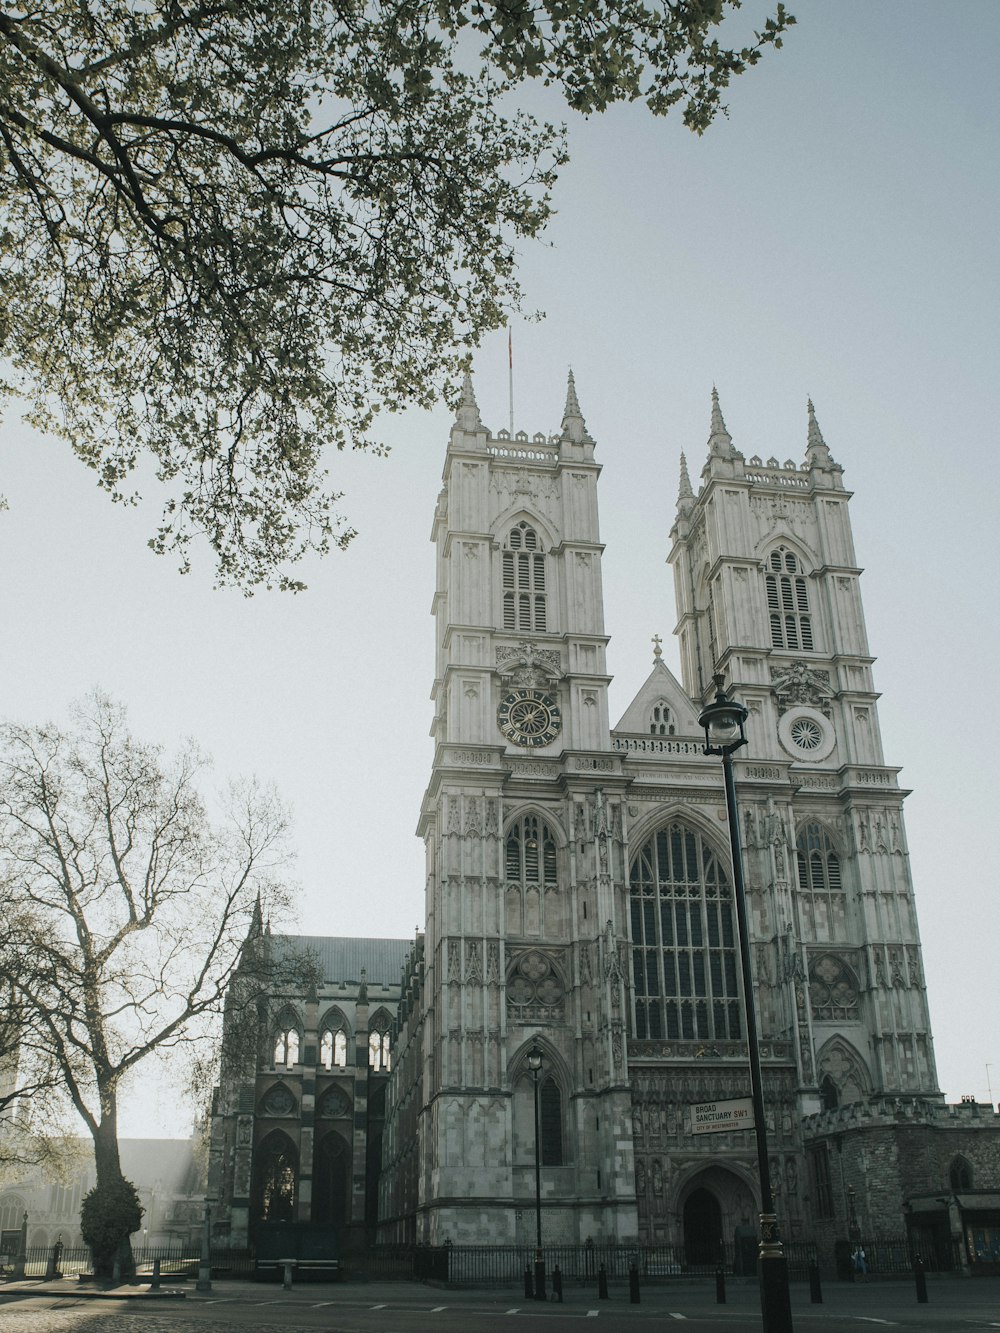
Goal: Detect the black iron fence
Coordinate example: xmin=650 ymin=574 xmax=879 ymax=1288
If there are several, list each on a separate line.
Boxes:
xmin=2 ymin=1244 xmax=254 ymax=1281
xmin=357 ymin=1240 xmax=819 ymax=1287
xmin=834 ymin=1235 xmax=964 ymax=1278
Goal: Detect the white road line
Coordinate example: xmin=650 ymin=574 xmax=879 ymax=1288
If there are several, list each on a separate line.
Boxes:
xmin=856 ymin=1320 xmax=897 ymax=1326
xmin=586 ymin=1311 xmax=599 ymax=1318
xmin=669 ymin=1316 xmax=688 ymax=1322
xmin=311 ymin=1301 xmax=335 ymax=1307
xmin=371 ymin=1303 xmax=388 ymax=1309
xmin=505 ymin=1308 xmax=521 ymax=1314
xmin=431 ymin=1306 xmax=447 ymax=1312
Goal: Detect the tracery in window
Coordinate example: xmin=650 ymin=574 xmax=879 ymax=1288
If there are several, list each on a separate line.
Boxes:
xmin=630 ymin=822 xmax=741 ymax=1042
xmin=369 ymin=1011 xmax=392 ymax=1071
xmin=505 ymin=814 xmax=557 ymax=883
xmin=808 ymin=954 xmax=860 ymax=1020
xmin=649 ymin=702 xmax=675 ymax=736
xmin=949 ymin=1155 xmax=973 ymax=1191
xmin=319 ymin=1009 xmax=350 ymax=1070
xmin=273 ymin=1016 xmax=301 ymax=1068
xmin=795 ymin=822 xmax=846 ymax=940
xmin=766 ymin=546 xmax=813 ymax=651
xmin=502 ymin=522 xmax=547 ymax=633
xmin=252 ymin=1131 xmax=298 ymax=1223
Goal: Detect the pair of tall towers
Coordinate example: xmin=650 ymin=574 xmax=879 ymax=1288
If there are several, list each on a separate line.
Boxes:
xmin=412 ymin=374 xmax=937 ymax=1247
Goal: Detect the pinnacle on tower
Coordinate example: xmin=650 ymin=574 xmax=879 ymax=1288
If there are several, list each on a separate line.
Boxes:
xmin=678 ymin=452 xmax=694 ymax=500
xmin=454 ymin=369 xmax=483 ymax=430
xmin=560 ymin=368 xmax=592 ymax=444
xmin=805 ymin=397 xmax=835 ymax=467
xmin=707 ymin=386 xmax=736 ymax=459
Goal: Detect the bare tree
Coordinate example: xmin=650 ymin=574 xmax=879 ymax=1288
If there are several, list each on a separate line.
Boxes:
xmin=0 ymin=692 xmax=292 ymax=1273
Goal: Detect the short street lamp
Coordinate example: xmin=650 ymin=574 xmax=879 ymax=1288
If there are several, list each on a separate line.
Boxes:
xmin=699 ymin=675 xmax=793 ymax=1333
xmin=527 ymin=1043 xmax=546 ymax=1301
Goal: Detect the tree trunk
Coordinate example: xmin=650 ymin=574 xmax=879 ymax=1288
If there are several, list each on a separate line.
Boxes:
xmin=84 ymin=1110 xmax=139 ymax=1282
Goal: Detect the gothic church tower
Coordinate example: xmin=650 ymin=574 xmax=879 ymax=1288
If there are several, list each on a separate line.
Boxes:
xmin=668 ymin=393 xmax=939 ymax=1111
xmin=415 ymin=373 xmax=638 ymax=1244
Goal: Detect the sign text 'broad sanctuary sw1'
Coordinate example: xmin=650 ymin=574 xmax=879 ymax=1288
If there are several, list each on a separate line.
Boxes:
xmin=691 ymin=1098 xmax=756 ymax=1135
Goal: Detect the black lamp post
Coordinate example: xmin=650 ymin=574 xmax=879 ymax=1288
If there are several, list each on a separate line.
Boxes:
xmin=699 ymin=674 xmax=793 ymax=1333
xmin=527 ymin=1043 xmax=546 ymax=1300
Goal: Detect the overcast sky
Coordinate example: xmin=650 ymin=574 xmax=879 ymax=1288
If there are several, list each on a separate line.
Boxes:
xmin=3 ymin=1 xmax=998 ymax=1135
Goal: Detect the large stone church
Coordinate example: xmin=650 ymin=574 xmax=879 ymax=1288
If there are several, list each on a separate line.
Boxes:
xmin=208 ymin=376 xmax=1000 ymax=1272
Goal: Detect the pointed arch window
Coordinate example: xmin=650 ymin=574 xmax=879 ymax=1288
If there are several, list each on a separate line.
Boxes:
xmin=795 ymin=822 xmax=846 ymax=940
xmin=273 ymin=1017 xmax=301 ymax=1068
xmin=319 ymin=1011 xmax=350 ymax=1070
xmin=502 ymin=522 xmax=547 ymax=633
xmin=649 ymin=702 xmax=675 ymax=736
xmin=949 ymin=1155 xmax=973 ymax=1191
xmin=369 ymin=1012 xmax=392 ymax=1071
xmin=505 ymin=814 xmax=558 ymax=884
xmin=629 ymin=822 xmax=741 ymax=1042
xmin=766 ymin=546 xmax=813 ymax=651
xmin=252 ymin=1131 xmax=298 ymax=1223
xmin=540 ymin=1078 xmax=563 ymax=1165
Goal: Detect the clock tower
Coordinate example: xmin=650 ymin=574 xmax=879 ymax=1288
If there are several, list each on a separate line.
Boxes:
xmin=414 ymin=372 xmax=638 ymax=1245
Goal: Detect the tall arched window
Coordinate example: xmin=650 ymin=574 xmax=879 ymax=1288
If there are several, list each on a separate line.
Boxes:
xmin=252 ymin=1131 xmax=298 ymax=1223
xmin=369 ymin=1011 xmax=392 ymax=1071
xmin=505 ymin=814 xmax=557 ymax=884
xmin=630 ymin=823 xmax=741 ymax=1041
xmin=795 ymin=821 xmax=845 ymax=940
xmin=272 ymin=1014 xmax=301 ymax=1068
xmin=502 ymin=522 xmax=547 ymax=632
xmin=319 ymin=1010 xmax=350 ymax=1070
xmin=766 ymin=546 xmax=813 ymax=651
xmin=540 ymin=1078 xmax=563 ymax=1165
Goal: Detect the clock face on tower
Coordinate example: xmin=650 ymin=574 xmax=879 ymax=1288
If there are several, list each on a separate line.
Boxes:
xmin=497 ymin=689 xmax=562 ymax=748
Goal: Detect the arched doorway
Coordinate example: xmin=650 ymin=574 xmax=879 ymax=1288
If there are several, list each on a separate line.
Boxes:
xmin=683 ymin=1188 xmax=722 ymax=1268
xmin=312 ymin=1132 xmax=350 ymax=1231
xmin=251 ymin=1130 xmax=298 ymax=1225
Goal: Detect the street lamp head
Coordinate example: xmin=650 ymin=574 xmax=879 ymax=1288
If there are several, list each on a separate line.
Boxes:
xmin=698 ymin=674 xmax=748 ymax=756
xmin=527 ymin=1044 xmax=543 ymax=1072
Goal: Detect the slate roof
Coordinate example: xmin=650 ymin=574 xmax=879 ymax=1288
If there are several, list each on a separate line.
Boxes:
xmin=270 ymin=934 xmax=413 ymax=988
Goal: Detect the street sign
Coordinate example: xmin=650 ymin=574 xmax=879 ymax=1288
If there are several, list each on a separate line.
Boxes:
xmin=691 ymin=1097 xmax=755 ymax=1134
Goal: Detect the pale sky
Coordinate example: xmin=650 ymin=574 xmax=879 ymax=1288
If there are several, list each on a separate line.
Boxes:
xmin=3 ymin=1 xmax=998 ymax=1135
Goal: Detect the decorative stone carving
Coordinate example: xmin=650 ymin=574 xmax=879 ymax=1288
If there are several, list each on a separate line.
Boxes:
xmin=505 ymin=950 xmax=565 ymax=1021
xmin=317 ymin=1085 xmax=351 ymax=1119
xmin=496 ymin=642 xmax=561 ymax=688
xmin=260 ymin=1082 xmax=297 ymax=1118
xmin=770 ymin=661 xmax=833 ymax=717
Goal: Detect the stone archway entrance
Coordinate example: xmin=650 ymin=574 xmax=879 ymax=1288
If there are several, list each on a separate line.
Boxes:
xmin=679 ymin=1166 xmax=757 ymax=1271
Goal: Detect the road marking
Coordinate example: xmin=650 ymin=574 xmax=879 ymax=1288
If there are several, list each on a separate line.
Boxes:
xmin=371 ymin=1303 xmax=388 ymax=1309
xmin=670 ymin=1316 xmax=688 ymax=1322
xmin=856 ymin=1320 xmax=896 ymax=1326
xmin=431 ymin=1306 xmax=447 ymax=1312
xmin=586 ymin=1311 xmax=599 ymax=1318
xmin=505 ymin=1307 xmax=521 ymax=1314
xmin=311 ymin=1301 xmax=335 ymax=1307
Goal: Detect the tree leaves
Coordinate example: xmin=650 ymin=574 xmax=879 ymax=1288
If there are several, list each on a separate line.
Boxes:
xmin=0 ymin=1 xmax=792 ymax=588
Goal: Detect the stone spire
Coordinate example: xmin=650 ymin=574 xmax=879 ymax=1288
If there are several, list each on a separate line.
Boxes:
xmin=454 ymin=369 xmax=483 ymax=430
xmin=707 ymin=386 xmax=736 ymax=459
xmin=677 ymin=451 xmax=696 ymax=516
xmin=560 ymin=368 xmax=592 ymax=444
xmin=805 ymin=397 xmax=836 ymax=468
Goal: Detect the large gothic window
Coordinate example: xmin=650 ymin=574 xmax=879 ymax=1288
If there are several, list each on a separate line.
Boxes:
xmin=505 ymin=814 xmax=557 ymax=884
xmin=795 ymin=822 xmax=846 ymax=939
xmin=630 ymin=823 xmax=741 ymax=1042
xmin=252 ymin=1131 xmax=298 ymax=1223
xmin=272 ymin=1011 xmax=301 ymax=1068
xmin=540 ymin=1079 xmax=563 ymax=1165
xmin=766 ymin=546 xmax=813 ymax=651
xmin=319 ymin=1009 xmax=350 ymax=1069
xmin=649 ymin=702 xmax=675 ymax=736
xmin=502 ymin=522 xmax=547 ymax=633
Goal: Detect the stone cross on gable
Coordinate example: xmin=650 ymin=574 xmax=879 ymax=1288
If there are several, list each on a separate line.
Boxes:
xmin=652 ymin=634 xmax=662 ymax=661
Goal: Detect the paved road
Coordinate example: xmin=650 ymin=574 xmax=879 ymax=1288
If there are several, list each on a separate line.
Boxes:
xmin=2 ymin=1277 xmax=999 ymax=1332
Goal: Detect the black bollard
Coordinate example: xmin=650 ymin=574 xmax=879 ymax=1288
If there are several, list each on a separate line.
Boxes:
xmin=629 ymin=1262 xmax=640 ymax=1304
xmin=524 ymin=1264 xmax=533 ymax=1299
xmin=809 ymin=1259 xmax=823 ymax=1304
xmin=150 ymin=1258 xmax=162 ymax=1291
xmin=914 ymin=1256 xmax=928 ymax=1304
xmin=715 ymin=1266 xmax=726 ymax=1304
xmin=598 ymin=1263 xmax=609 ymax=1300
xmin=553 ymin=1265 xmax=563 ymax=1303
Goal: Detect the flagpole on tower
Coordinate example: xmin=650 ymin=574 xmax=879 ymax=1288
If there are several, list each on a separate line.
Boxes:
xmin=508 ymin=327 xmax=514 ymax=435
